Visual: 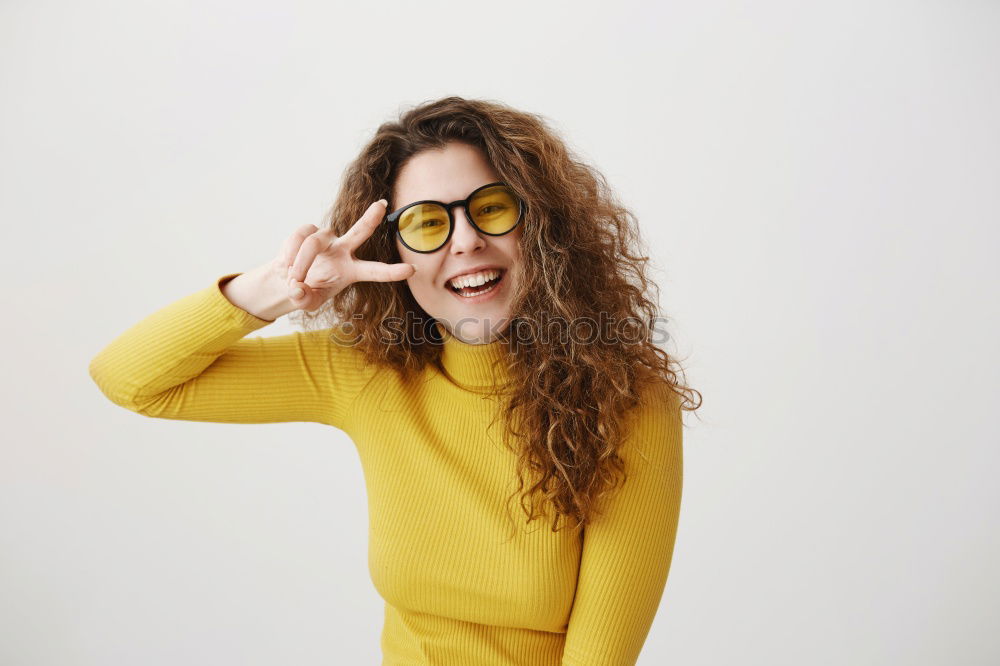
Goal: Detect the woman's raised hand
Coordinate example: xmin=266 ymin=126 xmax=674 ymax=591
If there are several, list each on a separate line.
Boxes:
xmin=277 ymin=199 xmax=416 ymax=312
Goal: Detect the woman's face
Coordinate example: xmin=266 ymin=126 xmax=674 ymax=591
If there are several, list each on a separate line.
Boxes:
xmin=392 ymin=141 xmax=523 ymax=344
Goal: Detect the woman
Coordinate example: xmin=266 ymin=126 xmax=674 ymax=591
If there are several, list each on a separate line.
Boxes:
xmin=89 ymin=96 xmax=701 ymax=665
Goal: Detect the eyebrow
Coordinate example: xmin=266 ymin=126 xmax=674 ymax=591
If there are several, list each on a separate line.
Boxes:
xmin=392 ymin=182 xmax=499 ymax=210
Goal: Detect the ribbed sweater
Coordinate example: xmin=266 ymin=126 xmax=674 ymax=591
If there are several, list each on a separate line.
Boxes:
xmin=88 ymin=273 xmax=684 ymax=666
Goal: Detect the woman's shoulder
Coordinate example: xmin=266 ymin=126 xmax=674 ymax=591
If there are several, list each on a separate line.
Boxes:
xmin=621 ymin=376 xmax=685 ymax=460
xmin=293 ymin=321 xmax=364 ymax=346
xmin=292 ymin=322 xmax=383 ymax=376
xmin=632 ymin=374 xmax=683 ymax=416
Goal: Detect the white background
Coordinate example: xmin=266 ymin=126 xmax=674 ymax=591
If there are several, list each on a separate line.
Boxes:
xmin=2 ymin=1 xmax=998 ymax=664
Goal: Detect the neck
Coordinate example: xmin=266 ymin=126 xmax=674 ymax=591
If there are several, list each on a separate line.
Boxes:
xmin=434 ymin=318 xmax=510 ymax=345
xmin=434 ymin=321 xmax=509 ymax=390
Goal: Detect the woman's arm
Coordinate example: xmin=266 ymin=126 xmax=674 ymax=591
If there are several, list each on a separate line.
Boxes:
xmin=88 ymin=272 xmax=374 ymax=430
xmin=561 ymin=382 xmax=685 ymax=666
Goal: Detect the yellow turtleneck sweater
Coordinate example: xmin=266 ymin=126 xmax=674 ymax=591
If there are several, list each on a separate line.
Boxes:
xmin=88 ymin=273 xmax=684 ymax=666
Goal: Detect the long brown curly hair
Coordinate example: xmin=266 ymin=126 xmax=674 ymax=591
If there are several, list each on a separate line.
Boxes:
xmin=294 ymin=95 xmax=702 ymax=536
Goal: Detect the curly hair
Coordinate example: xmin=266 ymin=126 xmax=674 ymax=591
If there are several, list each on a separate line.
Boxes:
xmin=293 ymin=95 xmax=702 ymax=536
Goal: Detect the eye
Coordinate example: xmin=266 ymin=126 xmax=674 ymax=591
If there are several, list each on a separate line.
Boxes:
xmin=478 ymin=204 xmax=506 ymax=215
xmin=419 ymin=218 xmax=445 ymax=229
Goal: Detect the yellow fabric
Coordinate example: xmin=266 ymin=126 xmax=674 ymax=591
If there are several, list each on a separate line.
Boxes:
xmin=89 ymin=273 xmax=685 ymax=665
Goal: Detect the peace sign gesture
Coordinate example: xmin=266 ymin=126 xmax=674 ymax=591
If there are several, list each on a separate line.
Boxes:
xmin=280 ymin=199 xmax=416 ymax=312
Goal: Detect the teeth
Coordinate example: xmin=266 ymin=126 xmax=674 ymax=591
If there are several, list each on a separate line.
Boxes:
xmin=454 ymin=280 xmax=500 ymax=298
xmin=447 ymin=268 xmax=501 ymax=290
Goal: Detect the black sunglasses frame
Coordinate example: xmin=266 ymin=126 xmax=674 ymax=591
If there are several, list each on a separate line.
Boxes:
xmin=383 ymin=181 xmax=525 ymax=254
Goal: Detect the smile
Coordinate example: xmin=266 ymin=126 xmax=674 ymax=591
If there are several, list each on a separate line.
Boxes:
xmin=446 ymin=268 xmax=506 ymax=301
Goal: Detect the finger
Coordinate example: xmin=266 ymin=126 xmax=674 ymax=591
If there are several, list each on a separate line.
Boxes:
xmin=288 ymin=228 xmax=335 ymax=283
xmin=352 ymin=259 xmax=416 ymax=283
xmin=282 ymin=224 xmax=319 ymax=268
xmin=339 ymin=199 xmax=388 ymax=251
xmin=287 ymin=276 xmax=313 ymax=305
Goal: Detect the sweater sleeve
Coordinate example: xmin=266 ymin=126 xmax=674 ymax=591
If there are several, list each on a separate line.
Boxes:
xmin=560 ymin=381 xmax=685 ymax=666
xmin=88 ymin=272 xmax=374 ymax=430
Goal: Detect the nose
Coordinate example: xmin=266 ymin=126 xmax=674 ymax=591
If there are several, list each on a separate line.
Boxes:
xmin=448 ymin=206 xmax=486 ymax=254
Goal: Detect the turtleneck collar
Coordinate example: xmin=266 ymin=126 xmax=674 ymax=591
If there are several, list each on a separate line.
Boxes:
xmin=434 ymin=321 xmax=510 ymax=391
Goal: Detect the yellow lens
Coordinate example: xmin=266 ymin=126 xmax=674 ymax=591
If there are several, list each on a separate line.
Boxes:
xmin=470 ymin=185 xmax=521 ymax=234
xmin=398 ymin=203 xmax=450 ymax=251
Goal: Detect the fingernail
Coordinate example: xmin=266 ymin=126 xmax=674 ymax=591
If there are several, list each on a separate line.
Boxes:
xmin=292 ymin=287 xmax=304 ymax=299
xmin=377 ymin=199 xmax=387 ymax=207
xmin=410 ymin=264 xmax=417 ymax=272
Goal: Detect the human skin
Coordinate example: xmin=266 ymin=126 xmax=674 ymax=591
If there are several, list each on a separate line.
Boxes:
xmin=220 ymin=199 xmax=414 ymax=322
xmin=392 ymin=141 xmax=523 ymax=344
xmin=221 ymin=141 xmax=522 ymax=342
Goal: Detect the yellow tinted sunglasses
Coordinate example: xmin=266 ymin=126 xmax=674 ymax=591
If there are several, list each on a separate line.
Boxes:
xmin=384 ymin=182 xmax=524 ymax=253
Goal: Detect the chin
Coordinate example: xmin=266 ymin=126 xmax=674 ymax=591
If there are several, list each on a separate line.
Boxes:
xmin=412 ymin=274 xmax=517 ymax=341
xmin=437 ymin=305 xmax=512 ymax=342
